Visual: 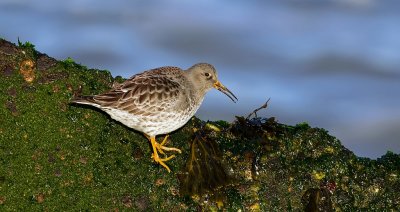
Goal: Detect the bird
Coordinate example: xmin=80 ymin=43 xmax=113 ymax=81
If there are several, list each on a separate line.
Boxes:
xmin=71 ymin=63 xmax=237 ymax=172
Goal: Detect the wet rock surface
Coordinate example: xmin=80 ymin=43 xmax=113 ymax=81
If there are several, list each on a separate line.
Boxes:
xmin=0 ymin=38 xmax=399 ymax=211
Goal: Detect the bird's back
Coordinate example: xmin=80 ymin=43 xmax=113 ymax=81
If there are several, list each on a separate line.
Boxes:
xmin=71 ymin=66 xmax=199 ymax=136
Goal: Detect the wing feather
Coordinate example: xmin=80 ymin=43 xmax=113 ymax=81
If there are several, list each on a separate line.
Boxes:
xmin=91 ymin=67 xmax=184 ymax=115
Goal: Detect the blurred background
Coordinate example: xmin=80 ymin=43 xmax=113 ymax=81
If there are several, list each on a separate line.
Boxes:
xmin=1 ymin=0 xmax=399 ymax=158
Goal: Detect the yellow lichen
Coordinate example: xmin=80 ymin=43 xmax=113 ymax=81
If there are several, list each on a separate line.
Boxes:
xmin=312 ymin=170 xmax=325 ymax=180
xmin=19 ymin=59 xmax=35 ymax=83
xmin=216 ymin=199 xmax=224 ymax=209
xmin=249 ymin=202 xmax=261 ymax=211
xmin=324 ymin=146 xmax=335 ymax=154
xmin=205 ymin=123 xmax=221 ymax=132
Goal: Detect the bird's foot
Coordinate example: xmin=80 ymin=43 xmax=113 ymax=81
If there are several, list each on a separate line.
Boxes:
xmin=155 ymin=135 xmax=182 ymax=155
xmin=151 ymin=152 xmax=175 ymax=173
xmin=148 ymin=135 xmax=181 ymax=173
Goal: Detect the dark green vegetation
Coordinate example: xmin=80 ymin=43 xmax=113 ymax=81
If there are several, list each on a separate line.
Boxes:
xmin=1 ymin=38 xmax=399 ymax=211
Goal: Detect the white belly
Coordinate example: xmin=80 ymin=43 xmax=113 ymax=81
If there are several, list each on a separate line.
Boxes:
xmin=103 ymin=105 xmax=199 ymax=137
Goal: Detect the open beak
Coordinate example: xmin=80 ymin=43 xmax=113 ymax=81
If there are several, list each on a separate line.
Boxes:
xmin=213 ymin=81 xmax=238 ymax=103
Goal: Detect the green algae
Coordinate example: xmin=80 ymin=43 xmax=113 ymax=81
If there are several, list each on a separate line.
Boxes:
xmin=1 ymin=38 xmax=400 ymax=211
xmin=0 ymin=39 xmax=184 ymax=211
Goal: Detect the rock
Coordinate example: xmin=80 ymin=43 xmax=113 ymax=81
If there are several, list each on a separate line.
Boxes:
xmin=0 ymin=38 xmax=399 ymax=211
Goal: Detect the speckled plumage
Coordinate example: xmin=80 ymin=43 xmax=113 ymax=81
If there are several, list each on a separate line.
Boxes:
xmin=71 ymin=63 xmax=237 ymax=172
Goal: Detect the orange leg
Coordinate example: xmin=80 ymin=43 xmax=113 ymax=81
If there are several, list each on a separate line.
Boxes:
xmin=147 ymin=135 xmax=181 ymax=172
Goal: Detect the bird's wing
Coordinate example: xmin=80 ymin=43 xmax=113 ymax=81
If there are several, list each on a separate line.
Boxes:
xmin=92 ymin=67 xmax=183 ymax=115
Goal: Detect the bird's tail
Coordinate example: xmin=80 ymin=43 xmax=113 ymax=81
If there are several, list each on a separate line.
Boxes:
xmin=70 ymin=95 xmax=99 ymax=107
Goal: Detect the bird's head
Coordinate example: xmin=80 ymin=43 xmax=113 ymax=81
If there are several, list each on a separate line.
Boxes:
xmin=187 ymin=63 xmax=237 ymax=103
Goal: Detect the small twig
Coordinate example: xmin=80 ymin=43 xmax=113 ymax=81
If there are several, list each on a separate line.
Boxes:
xmin=246 ymin=98 xmax=271 ymax=120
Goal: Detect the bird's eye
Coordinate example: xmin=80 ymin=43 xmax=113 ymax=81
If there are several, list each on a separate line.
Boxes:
xmin=204 ymin=73 xmax=210 ymax=77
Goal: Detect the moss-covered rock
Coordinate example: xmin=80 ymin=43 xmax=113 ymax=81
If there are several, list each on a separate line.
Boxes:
xmin=0 ymin=38 xmax=399 ymax=211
